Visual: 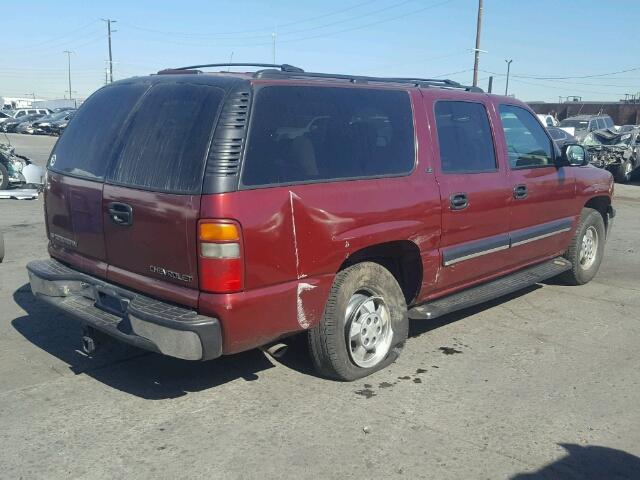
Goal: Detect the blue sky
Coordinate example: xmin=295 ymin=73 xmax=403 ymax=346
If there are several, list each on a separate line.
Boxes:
xmin=3 ymin=0 xmax=639 ymax=102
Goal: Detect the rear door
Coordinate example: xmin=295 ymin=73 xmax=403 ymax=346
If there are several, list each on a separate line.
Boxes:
xmin=497 ymin=104 xmax=576 ymax=266
xmin=45 ymin=83 xmax=148 ymax=277
xmin=102 ymin=82 xmax=224 ymax=306
xmin=425 ymin=96 xmax=512 ymax=293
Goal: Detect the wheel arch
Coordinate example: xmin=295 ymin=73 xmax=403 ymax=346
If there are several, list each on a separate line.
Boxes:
xmin=584 ymin=195 xmax=611 ymax=230
xmin=338 ymin=240 xmax=422 ymax=305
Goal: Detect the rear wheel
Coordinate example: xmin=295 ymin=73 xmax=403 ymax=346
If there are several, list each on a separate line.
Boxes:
xmin=560 ymin=208 xmax=606 ymax=285
xmin=0 ymin=163 xmax=9 ymax=190
xmin=308 ymin=262 xmax=408 ymax=381
xmin=613 ymin=159 xmax=634 ymax=183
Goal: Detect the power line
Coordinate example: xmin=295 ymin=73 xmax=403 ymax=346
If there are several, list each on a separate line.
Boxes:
xmin=120 ymin=0 xmax=454 ymax=49
xmin=119 ymin=0 xmax=380 ymax=38
xmin=272 ymin=0 xmax=455 ymax=46
xmin=274 ymin=0 xmax=418 ymax=38
xmin=12 ymin=20 xmax=100 ymax=50
xmin=510 ymin=66 xmax=640 ymax=81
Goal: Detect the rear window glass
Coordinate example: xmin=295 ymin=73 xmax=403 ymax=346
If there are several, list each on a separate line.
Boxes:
xmin=434 ymin=101 xmax=497 ymax=173
xmin=108 ymin=83 xmax=223 ymax=193
xmin=241 ymin=86 xmax=415 ymax=187
xmin=50 ymin=84 xmax=147 ymax=180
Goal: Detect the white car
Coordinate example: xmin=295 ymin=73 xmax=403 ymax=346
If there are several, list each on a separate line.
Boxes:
xmin=537 ymin=114 xmax=559 ymax=127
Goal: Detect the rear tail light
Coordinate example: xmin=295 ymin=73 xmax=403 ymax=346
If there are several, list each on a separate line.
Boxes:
xmin=198 ymin=220 xmax=243 ymax=293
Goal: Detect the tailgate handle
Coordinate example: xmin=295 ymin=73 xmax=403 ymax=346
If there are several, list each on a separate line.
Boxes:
xmin=107 ymin=202 xmax=133 ymax=226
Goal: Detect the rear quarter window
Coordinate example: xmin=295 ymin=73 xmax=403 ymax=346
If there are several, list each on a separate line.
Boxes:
xmin=241 ymin=86 xmax=415 ymax=187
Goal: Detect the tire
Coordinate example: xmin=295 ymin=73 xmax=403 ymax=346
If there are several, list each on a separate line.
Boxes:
xmin=0 ymin=163 xmax=9 ymax=190
xmin=560 ymin=208 xmax=606 ymax=285
xmin=308 ymin=262 xmax=408 ymax=381
xmin=613 ymin=159 xmax=634 ymax=183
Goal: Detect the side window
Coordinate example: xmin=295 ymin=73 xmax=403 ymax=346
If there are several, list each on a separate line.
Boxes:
xmin=16 ymin=111 xmax=25 ymax=117
xmin=242 ymin=86 xmax=415 ymax=186
xmin=546 ymin=116 xmax=554 ymax=127
xmin=604 ymin=117 xmax=614 ymax=128
xmin=434 ymin=101 xmax=497 ymax=173
xmin=499 ymin=105 xmax=554 ymax=169
xmin=28 ymin=110 xmax=37 ymax=114
xmin=596 ymin=118 xmax=606 ymax=130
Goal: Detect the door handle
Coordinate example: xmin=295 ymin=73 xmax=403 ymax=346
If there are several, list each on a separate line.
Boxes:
xmin=107 ymin=202 xmax=133 ymax=226
xmin=513 ymin=184 xmax=528 ymax=200
xmin=449 ymin=192 xmax=469 ymax=210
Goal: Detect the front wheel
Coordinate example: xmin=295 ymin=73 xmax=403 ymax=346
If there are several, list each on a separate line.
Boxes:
xmin=560 ymin=208 xmax=606 ymax=285
xmin=308 ymin=262 xmax=408 ymax=381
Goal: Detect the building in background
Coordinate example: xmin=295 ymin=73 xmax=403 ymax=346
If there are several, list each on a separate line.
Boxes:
xmin=1 ymin=96 xmax=45 ymax=110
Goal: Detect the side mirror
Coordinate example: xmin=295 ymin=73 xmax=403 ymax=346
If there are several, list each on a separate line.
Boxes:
xmin=562 ymin=144 xmax=588 ymax=166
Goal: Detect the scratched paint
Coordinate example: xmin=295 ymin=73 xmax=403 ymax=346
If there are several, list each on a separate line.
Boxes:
xmin=289 ymin=190 xmax=302 ymax=279
xmin=296 ymin=282 xmax=317 ymax=329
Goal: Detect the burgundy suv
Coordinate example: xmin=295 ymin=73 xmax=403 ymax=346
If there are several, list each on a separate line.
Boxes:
xmin=27 ymin=63 xmax=614 ymax=380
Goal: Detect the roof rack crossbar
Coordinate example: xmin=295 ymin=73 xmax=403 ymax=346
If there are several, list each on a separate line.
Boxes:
xmin=253 ymin=70 xmax=482 ymax=92
xmin=168 ymin=63 xmax=304 ymax=72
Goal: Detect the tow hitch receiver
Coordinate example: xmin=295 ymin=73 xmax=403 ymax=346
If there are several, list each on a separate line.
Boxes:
xmin=81 ymin=326 xmax=100 ymax=354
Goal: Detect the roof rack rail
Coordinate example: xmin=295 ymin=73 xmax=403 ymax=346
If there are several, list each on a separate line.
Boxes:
xmin=253 ymin=69 xmax=483 ymax=92
xmin=159 ymin=63 xmax=304 ymax=73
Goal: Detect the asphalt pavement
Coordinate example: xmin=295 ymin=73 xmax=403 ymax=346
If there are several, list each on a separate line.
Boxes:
xmin=1 ymin=133 xmax=639 ymax=479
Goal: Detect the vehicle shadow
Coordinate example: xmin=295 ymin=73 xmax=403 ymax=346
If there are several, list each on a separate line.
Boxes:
xmin=12 ymin=282 xmax=542 ymax=399
xmin=510 ymin=443 xmax=640 ymax=479
xmin=11 ymin=284 xmax=277 ymax=400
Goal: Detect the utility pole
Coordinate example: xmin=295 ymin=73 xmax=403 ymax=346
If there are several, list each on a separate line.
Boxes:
xmin=472 ymin=0 xmax=483 ymax=87
xmin=487 ymin=76 xmax=493 ymax=93
xmin=102 ymin=19 xmax=116 ymax=82
xmin=63 ymin=50 xmax=74 ymax=101
xmin=271 ymin=32 xmax=277 ymax=64
xmin=504 ymin=59 xmax=513 ymax=96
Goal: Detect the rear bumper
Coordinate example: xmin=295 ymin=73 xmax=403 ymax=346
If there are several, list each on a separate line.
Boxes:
xmin=26 ymin=258 xmax=222 ymax=361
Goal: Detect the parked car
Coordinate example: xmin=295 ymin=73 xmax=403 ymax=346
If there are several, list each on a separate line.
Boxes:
xmin=537 ymin=113 xmax=558 ymax=127
xmin=0 ymin=110 xmax=13 ymax=126
xmin=583 ymin=126 xmax=640 ymax=183
xmin=547 ymin=126 xmax=577 ymax=148
xmin=2 ymin=113 xmax=45 ymax=133
xmin=31 ymin=110 xmax=76 ymax=135
xmin=615 ymin=125 xmax=637 ymax=134
xmin=0 ymin=142 xmax=45 ymax=189
xmin=559 ymin=114 xmax=614 ymax=141
xmin=27 ymin=63 xmax=614 ymax=381
xmin=8 ymin=108 xmax=51 ymax=119
xmin=48 ymin=111 xmax=76 ymax=136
